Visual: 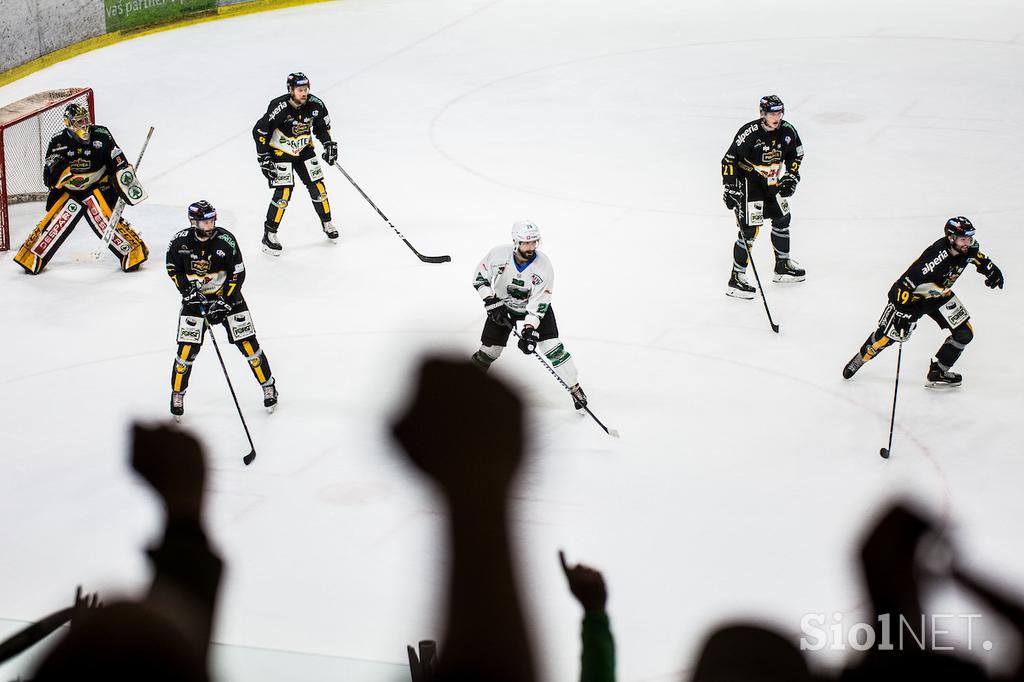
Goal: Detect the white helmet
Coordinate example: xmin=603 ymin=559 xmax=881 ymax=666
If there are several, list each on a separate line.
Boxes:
xmin=511 ymin=220 xmax=541 ymax=247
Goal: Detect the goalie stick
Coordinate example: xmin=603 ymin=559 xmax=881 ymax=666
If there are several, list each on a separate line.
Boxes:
xmin=93 ymin=126 xmax=154 ymax=260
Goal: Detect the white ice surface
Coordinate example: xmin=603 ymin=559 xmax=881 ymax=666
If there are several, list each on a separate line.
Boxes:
xmin=1 ymin=1 xmax=1023 ymax=680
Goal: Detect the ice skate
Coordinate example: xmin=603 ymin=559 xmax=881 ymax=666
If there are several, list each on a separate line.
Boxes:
xmin=772 ymin=258 xmax=806 ymax=283
xmin=570 ymin=384 xmax=588 ymax=412
xmin=263 ymin=378 xmax=279 ymax=412
xmin=926 ymin=360 xmax=962 ymax=388
xmin=170 ymin=391 xmax=185 ymax=422
xmin=261 ymin=228 xmax=282 ymax=256
xmin=322 ymin=221 xmax=339 ymax=241
xmin=842 ymin=353 xmax=865 ymax=380
xmin=726 ymin=270 xmax=756 ymax=299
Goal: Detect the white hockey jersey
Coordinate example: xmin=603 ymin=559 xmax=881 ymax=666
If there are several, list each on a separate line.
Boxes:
xmin=473 ymin=245 xmax=554 ymax=328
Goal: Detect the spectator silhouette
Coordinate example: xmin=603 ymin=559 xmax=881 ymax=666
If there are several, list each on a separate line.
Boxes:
xmin=560 ymin=550 xmax=615 ymax=682
xmin=32 ymin=424 xmax=222 ymax=682
xmin=393 ymin=357 xmax=536 ymax=682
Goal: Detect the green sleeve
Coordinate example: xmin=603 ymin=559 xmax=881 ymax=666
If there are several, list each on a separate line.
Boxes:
xmin=580 ymin=611 xmax=616 ymax=682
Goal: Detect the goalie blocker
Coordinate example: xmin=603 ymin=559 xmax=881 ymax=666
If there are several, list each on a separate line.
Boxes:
xmin=13 ymin=107 xmax=149 ymax=274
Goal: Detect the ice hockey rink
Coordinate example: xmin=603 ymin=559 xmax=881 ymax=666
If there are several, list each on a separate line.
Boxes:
xmin=2 ymin=0 xmax=1023 ymax=679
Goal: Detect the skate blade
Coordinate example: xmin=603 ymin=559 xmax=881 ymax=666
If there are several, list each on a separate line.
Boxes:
xmin=726 ymin=288 xmax=756 ymax=299
xmin=173 ymin=414 xmax=182 ymax=423
xmin=266 ymin=404 xmax=276 ymax=413
xmin=772 ymin=274 xmax=806 ymax=283
xmin=261 ymin=245 xmax=282 ymax=257
xmin=925 ymin=381 xmax=962 ymax=389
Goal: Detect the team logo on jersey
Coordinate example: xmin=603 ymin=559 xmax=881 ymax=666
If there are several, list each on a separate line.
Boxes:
xmin=193 ymin=259 xmax=210 ymax=276
xmin=761 ymin=148 xmax=782 ymax=164
xmin=216 ymin=249 xmax=225 ymax=257
xmin=531 ymin=274 xmax=543 ymax=286
xmin=92 ymin=140 xmax=102 ymax=148
xmin=785 ymin=136 xmax=792 ymax=144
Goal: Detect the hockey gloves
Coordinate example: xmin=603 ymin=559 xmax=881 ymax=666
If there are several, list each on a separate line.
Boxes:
xmin=322 ymin=141 xmax=339 ymax=166
xmin=887 ymin=309 xmax=917 ymax=342
xmin=204 ymin=298 xmax=232 ymax=325
xmin=723 ymin=185 xmax=744 ymax=215
xmin=518 ymin=326 xmax=539 ymax=355
xmin=778 ymin=173 xmax=799 ymax=198
xmin=983 ymin=262 xmax=1004 ymax=289
xmin=182 ymin=284 xmax=206 ymax=306
xmin=484 ymin=295 xmax=511 ymax=326
xmin=257 ymin=153 xmax=277 ymax=182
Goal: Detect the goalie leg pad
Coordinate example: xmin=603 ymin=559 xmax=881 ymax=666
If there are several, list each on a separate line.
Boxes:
xmin=13 ymin=192 xmax=84 ymax=274
xmin=115 ymin=165 xmax=148 ymax=205
xmin=171 ymin=342 xmax=201 ymax=393
xmin=236 ymin=338 xmax=272 ymax=385
xmin=80 ymin=189 xmax=149 ymax=271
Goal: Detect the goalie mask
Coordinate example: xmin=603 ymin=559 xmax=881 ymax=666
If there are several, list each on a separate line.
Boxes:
xmin=188 ymin=200 xmax=217 ymax=241
xmin=64 ymin=103 xmax=90 ymax=141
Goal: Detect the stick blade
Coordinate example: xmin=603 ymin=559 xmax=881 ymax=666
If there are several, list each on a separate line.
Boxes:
xmin=606 ymin=428 xmax=620 ymax=439
xmin=243 ymin=450 xmax=256 ymax=466
xmin=879 ymin=448 xmax=890 ymax=459
xmin=771 ymin=323 xmax=780 ymax=333
xmin=417 ymin=254 xmax=452 ymax=264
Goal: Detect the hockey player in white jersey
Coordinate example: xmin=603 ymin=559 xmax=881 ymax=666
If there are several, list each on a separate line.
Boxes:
xmin=472 ymin=220 xmax=588 ymax=411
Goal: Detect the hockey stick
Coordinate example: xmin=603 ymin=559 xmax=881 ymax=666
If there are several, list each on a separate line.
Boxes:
xmin=205 ymin=318 xmax=258 ymax=466
xmin=93 ymin=126 xmax=155 ymax=260
xmin=509 ymin=326 xmax=619 ymax=438
xmin=332 ymin=162 xmax=452 ymax=264
xmin=737 ymin=210 xmax=780 ymax=333
xmin=879 ymin=341 xmax=903 ymax=459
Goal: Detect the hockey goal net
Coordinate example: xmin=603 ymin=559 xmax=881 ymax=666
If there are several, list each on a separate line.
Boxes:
xmin=0 ymin=88 xmax=94 ymax=252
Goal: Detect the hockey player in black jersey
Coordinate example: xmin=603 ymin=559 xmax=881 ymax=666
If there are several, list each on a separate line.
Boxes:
xmin=252 ymin=72 xmax=338 ymax=255
xmin=722 ymin=95 xmax=805 ymax=298
xmin=14 ymin=103 xmax=149 ymax=274
xmin=166 ymin=201 xmax=278 ymax=418
xmin=843 ymin=217 xmax=1004 ymax=387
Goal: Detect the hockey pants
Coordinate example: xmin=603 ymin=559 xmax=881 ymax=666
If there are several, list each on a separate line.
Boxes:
xmin=171 ymin=300 xmax=273 ymax=393
xmin=14 ymin=187 xmax=149 ymax=274
xmin=732 ymin=180 xmax=792 ymax=273
xmin=856 ymin=297 xmax=974 ymax=371
xmin=264 ymin=151 xmax=331 ymax=233
xmin=471 ymin=306 xmax=580 ymax=386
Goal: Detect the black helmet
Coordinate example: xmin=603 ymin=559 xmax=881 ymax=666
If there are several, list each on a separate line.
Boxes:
xmin=759 ymin=95 xmax=784 ymax=116
xmin=944 ymin=216 xmax=975 ymax=240
xmin=287 ymin=72 xmax=310 ymax=90
xmin=188 ymin=200 xmax=217 ymax=223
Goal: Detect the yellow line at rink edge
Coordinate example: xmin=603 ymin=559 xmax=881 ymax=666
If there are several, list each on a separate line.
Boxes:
xmin=0 ymin=0 xmax=335 ymax=88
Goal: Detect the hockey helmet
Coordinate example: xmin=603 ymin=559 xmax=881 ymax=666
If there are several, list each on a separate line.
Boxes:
xmin=944 ymin=216 xmax=975 ymax=251
xmin=287 ymin=72 xmax=310 ymax=90
xmin=188 ymin=200 xmax=217 ymax=223
xmin=63 ymin=103 xmax=90 ymax=140
xmin=188 ymin=200 xmax=217 ymax=240
xmin=759 ymin=94 xmax=784 ymax=116
xmin=511 ymin=220 xmax=541 ymax=247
